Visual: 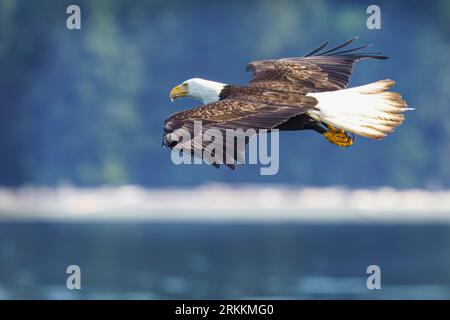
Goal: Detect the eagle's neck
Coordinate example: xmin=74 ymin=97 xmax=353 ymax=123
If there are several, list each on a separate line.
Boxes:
xmin=190 ymin=79 xmax=227 ymax=104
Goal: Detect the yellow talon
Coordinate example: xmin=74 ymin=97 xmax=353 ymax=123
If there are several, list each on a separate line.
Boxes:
xmin=323 ymin=125 xmax=353 ymax=147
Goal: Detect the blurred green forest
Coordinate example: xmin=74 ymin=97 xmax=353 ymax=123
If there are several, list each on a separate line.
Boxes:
xmin=0 ymin=0 xmax=450 ymax=188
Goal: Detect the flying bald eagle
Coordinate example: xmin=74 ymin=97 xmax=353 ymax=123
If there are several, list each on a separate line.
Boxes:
xmin=163 ymin=37 xmax=411 ymax=169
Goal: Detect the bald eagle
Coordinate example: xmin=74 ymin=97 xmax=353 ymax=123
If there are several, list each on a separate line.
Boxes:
xmin=163 ymin=37 xmax=410 ymax=169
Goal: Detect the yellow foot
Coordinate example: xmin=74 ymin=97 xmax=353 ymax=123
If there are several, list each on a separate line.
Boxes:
xmin=323 ymin=125 xmax=353 ymax=147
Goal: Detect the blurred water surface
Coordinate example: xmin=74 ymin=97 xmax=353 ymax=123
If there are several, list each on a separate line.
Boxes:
xmin=0 ymin=220 xmax=449 ymax=299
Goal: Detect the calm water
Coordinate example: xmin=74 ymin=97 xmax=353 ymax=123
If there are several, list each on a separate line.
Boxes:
xmin=0 ymin=220 xmax=449 ymax=299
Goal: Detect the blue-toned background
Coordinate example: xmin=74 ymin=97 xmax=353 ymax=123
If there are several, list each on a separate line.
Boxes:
xmin=1 ymin=0 xmax=450 ymax=188
xmin=0 ymin=0 xmax=450 ymax=299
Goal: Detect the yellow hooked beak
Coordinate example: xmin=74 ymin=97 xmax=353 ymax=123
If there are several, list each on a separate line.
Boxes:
xmin=170 ymin=85 xmax=189 ymax=102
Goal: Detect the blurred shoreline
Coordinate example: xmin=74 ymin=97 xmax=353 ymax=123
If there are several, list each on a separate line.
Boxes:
xmin=0 ymin=184 xmax=449 ymax=223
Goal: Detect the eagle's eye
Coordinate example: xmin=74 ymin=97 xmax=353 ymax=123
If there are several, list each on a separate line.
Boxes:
xmin=182 ymin=83 xmax=189 ymax=89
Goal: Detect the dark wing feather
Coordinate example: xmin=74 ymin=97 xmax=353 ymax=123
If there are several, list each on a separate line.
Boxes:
xmin=163 ymin=98 xmax=317 ymax=169
xmin=246 ymin=37 xmax=388 ymax=92
xmin=304 ymin=41 xmax=329 ymax=57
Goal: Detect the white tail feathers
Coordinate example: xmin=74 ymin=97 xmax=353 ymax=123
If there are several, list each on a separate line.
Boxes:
xmin=307 ymin=80 xmax=411 ymax=140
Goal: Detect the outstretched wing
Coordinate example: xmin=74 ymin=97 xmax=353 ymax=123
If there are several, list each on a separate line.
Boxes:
xmin=163 ymin=98 xmax=317 ymax=169
xmin=246 ymin=37 xmax=388 ymax=93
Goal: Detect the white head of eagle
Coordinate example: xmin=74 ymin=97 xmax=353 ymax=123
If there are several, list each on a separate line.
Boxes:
xmin=170 ymin=78 xmax=226 ymax=104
